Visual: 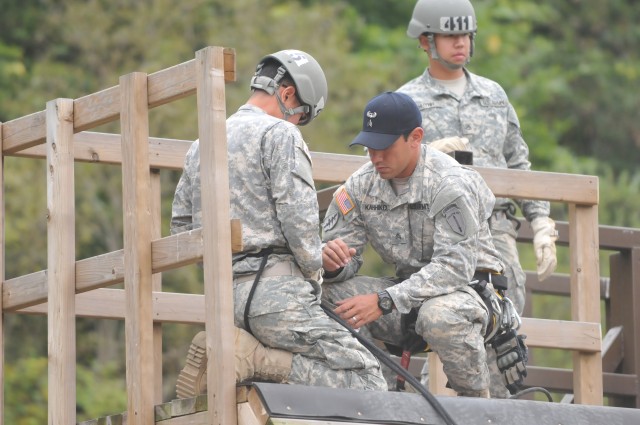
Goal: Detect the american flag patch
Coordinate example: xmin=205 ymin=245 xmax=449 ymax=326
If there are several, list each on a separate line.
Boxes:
xmin=335 ymin=187 xmax=355 ymax=215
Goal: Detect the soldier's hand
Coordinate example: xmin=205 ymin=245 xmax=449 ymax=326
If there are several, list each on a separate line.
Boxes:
xmin=322 ymin=238 xmax=356 ymax=272
xmin=335 ymin=293 xmax=381 ymax=329
xmin=531 ymin=216 xmax=558 ymax=281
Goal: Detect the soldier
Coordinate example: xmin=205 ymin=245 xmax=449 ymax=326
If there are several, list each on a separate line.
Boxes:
xmin=171 ymin=49 xmax=387 ymax=399
xmin=397 ymin=0 xmax=558 ymax=315
xmin=321 ymin=91 xmax=527 ymax=398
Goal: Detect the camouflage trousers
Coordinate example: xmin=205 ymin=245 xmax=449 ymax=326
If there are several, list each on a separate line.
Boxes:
xmin=234 ymin=272 xmax=387 ymax=391
xmin=322 ymin=275 xmax=500 ymax=397
xmin=490 ymin=212 xmax=526 ymax=315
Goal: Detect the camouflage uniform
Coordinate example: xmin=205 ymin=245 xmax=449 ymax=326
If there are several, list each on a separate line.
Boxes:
xmin=171 ymin=104 xmax=386 ymax=391
xmin=397 ymin=68 xmax=551 ymax=315
xmin=321 ymin=145 xmax=505 ymax=397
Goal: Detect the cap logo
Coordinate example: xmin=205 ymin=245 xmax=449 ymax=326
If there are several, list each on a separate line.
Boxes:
xmin=366 ymin=110 xmax=377 ymax=128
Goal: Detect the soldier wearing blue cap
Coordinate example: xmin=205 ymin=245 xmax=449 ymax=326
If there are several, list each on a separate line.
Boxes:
xmin=321 ymin=91 xmax=527 ymax=398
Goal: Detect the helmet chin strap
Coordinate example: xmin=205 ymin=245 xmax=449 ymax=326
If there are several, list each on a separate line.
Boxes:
xmin=251 ymin=65 xmax=309 ymax=122
xmin=275 ymin=91 xmax=308 ymax=122
xmin=426 ymin=33 xmax=475 ymax=70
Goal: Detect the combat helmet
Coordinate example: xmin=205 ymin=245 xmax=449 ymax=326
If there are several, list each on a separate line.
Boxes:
xmin=250 ymin=49 xmax=328 ymax=125
xmin=407 ymin=0 xmax=477 ymax=67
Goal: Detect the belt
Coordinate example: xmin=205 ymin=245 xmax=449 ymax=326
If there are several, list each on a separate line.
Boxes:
xmin=234 ymin=261 xmax=304 ymax=283
xmin=472 ymin=270 xmax=508 ymax=290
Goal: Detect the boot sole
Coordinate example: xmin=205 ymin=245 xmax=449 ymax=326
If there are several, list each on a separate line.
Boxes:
xmin=176 ymin=334 xmax=207 ymax=399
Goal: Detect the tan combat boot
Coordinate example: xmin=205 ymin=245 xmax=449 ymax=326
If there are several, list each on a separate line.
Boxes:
xmin=176 ymin=331 xmax=207 ymax=399
xmin=235 ymin=327 xmax=293 ymax=383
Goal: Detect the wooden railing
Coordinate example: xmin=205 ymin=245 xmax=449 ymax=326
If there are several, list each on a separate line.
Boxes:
xmin=1 ymin=46 xmax=239 ymax=425
xmin=0 ymin=45 xmax=623 ymax=425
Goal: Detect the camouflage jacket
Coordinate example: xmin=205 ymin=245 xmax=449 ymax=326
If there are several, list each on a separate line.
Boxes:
xmin=321 ymin=145 xmax=504 ymax=314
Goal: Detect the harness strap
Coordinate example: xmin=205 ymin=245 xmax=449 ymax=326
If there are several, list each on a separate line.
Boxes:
xmin=242 ymin=248 xmax=273 ymax=336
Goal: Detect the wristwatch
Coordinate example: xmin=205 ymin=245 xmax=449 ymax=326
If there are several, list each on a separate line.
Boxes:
xmin=377 ymin=290 xmax=394 ymax=315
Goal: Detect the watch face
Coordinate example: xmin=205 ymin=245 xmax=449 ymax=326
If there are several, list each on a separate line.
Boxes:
xmin=378 ymin=291 xmax=393 ymax=313
xmin=380 ymin=297 xmax=392 ymax=310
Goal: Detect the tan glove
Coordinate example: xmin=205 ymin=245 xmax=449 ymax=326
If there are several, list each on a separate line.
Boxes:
xmin=429 ymin=136 xmax=470 ymax=153
xmin=531 ymin=217 xmax=558 ymax=281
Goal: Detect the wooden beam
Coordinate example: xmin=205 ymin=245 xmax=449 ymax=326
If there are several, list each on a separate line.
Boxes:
xmin=151 ymin=169 xmax=164 ymax=404
xmin=0 ymin=120 xmax=4 ymax=425
xmin=197 ymin=46 xmax=236 ymax=425
xmin=15 ymin=132 xmax=192 ymax=171
xmin=310 ymin=152 xmax=599 ymax=205
xmin=569 ymin=204 xmax=603 ymax=405
xmin=16 ymin=297 xmax=602 ymax=353
xmin=2 ymin=222 xmax=241 ymax=311
xmin=121 ymin=72 xmax=155 ymax=424
xmin=46 ymin=98 xmax=77 ymax=425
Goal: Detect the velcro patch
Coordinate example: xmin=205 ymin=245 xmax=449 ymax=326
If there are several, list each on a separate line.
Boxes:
xmin=443 ymin=203 xmax=466 ymax=235
xmin=335 ymin=187 xmax=355 ymax=216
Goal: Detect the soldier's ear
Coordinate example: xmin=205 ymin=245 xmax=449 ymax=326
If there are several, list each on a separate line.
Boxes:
xmin=409 ymin=127 xmax=424 ymax=146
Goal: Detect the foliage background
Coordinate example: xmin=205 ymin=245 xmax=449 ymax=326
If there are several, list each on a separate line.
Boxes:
xmin=1 ymin=0 xmax=639 ymax=420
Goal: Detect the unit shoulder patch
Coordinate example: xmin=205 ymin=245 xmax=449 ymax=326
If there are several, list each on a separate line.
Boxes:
xmin=443 ymin=203 xmax=466 ymax=235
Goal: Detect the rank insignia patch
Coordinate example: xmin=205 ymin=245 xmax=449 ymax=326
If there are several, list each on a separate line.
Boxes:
xmin=443 ymin=203 xmax=466 ymax=235
xmin=335 ymin=187 xmax=355 ymax=216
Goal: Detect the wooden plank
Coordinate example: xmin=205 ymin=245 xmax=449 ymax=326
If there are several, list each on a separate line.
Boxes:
xmin=475 ymin=167 xmax=598 ymax=206
xmin=569 ymin=204 xmax=603 ymax=405
xmin=16 ymin=297 xmax=601 ymax=354
xmin=46 ymin=98 xmax=77 ymax=425
xmin=197 ymin=46 xmax=236 ymax=425
xmin=1 ymin=110 xmax=46 ymax=153
xmin=151 ymin=169 xmax=163 ymax=404
xmin=520 ymin=318 xmax=601 ymax=352
xmin=121 ymin=72 xmax=155 ymax=425
xmin=310 ymin=152 xmax=599 ymax=205
xmin=2 ymin=221 xmax=241 ymax=311
xmin=18 ymin=289 xmax=204 ymax=324
xmin=0 ymin=121 xmax=5 ymax=425
xmin=2 ymin=48 xmax=235 ymax=154
xmin=428 ymin=352 xmax=456 ymax=396
xmin=610 ymin=248 xmax=640 ymax=408
xmin=15 ymin=132 xmax=191 ymax=170
xmin=602 ymin=326 xmax=624 ymax=373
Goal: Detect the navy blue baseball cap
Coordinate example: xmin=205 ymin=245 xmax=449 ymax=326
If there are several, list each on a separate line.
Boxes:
xmin=350 ymin=91 xmax=422 ymax=150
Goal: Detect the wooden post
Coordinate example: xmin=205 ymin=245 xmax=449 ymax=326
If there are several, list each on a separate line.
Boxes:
xmin=569 ymin=203 xmax=603 ymax=405
xmin=151 ymin=168 xmax=163 ymax=404
xmin=46 ymin=99 xmax=76 ymax=424
xmin=428 ymin=352 xmax=456 ymax=396
xmin=609 ymin=247 xmax=640 ymax=407
xmin=196 ymin=46 xmax=236 ymax=425
xmin=0 ymin=121 xmax=5 ymax=425
xmin=121 ymin=72 xmax=154 ymax=424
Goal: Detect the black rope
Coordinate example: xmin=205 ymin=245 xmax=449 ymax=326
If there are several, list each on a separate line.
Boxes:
xmin=320 ymin=301 xmax=458 ymax=425
xmin=242 ymin=248 xmax=273 ymax=335
xmin=509 ymin=386 xmax=554 ymax=402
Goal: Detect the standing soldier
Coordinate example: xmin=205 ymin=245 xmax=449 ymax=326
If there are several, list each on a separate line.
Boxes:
xmin=397 ymin=0 xmax=558 ymax=316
